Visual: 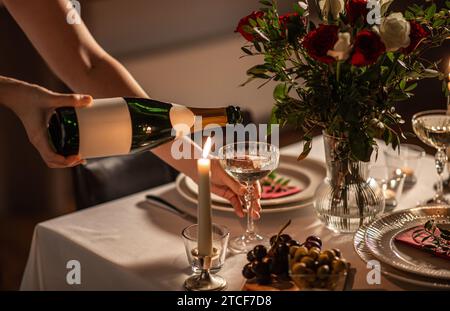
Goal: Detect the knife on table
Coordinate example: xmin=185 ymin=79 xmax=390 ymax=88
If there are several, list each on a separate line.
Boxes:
xmin=145 ymin=194 xmax=198 ymax=224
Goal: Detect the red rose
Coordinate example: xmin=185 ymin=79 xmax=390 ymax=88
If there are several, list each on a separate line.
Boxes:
xmin=302 ymin=25 xmax=339 ymax=64
xmin=351 ymin=30 xmax=386 ymax=66
xmin=279 ymin=13 xmax=305 ymax=38
xmin=235 ymin=11 xmax=264 ymax=41
xmin=346 ymin=0 xmax=369 ymax=24
xmin=279 ymin=13 xmax=299 ymax=29
xmin=402 ymin=21 xmax=429 ymax=54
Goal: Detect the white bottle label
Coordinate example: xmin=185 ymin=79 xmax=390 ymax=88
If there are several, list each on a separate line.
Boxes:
xmin=169 ymin=104 xmax=195 ymax=137
xmin=75 ymin=98 xmax=132 ymax=158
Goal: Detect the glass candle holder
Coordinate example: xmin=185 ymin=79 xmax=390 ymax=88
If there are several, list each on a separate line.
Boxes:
xmin=384 ymin=144 xmax=425 ymax=188
xmin=369 ymin=165 xmax=406 ymax=210
xmin=182 ymin=224 xmax=229 ymax=274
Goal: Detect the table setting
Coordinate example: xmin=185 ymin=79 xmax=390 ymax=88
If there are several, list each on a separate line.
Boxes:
xmin=21 ymin=0 xmax=450 ymax=292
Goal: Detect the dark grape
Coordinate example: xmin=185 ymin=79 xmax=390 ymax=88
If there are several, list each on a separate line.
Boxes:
xmin=306 ymin=235 xmax=322 ymax=247
xmin=286 ymin=239 xmax=300 ymax=248
xmin=332 ymin=248 xmax=342 ymax=258
xmin=304 ymin=240 xmax=321 ymax=250
xmin=256 ymin=276 xmax=271 ymax=285
xmin=262 ymin=256 xmax=273 ymax=267
xmin=275 ymin=243 xmax=290 ymax=256
xmin=270 ymin=235 xmax=278 ymax=245
xmin=251 ymin=260 xmax=270 ymax=276
xmin=246 ymin=250 xmax=256 ymax=262
xmin=242 ymin=263 xmax=255 ymax=279
xmin=271 ymin=257 xmax=284 ymax=274
xmin=253 ymin=245 xmax=267 ymax=259
xmin=317 ymin=265 xmax=330 ymax=280
xmin=279 ymin=234 xmax=292 ymax=243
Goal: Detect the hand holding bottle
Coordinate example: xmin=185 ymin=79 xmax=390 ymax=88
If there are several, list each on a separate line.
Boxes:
xmin=0 ymin=76 xmax=92 ymax=168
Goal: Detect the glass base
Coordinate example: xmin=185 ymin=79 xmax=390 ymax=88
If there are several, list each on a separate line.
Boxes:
xmin=228 ymin=232 xmax=268 ymax=253
xmin=184 ymin=272 xmax=227 ymax=291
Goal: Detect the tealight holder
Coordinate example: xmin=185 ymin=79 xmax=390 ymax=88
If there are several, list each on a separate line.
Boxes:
xmin=184 ymin=251 xmax=227 ymax=291
xmin=182 ymin=224 xmax=229 ymax=291
xmin=384 ymin=144 xmax=425 ymax=188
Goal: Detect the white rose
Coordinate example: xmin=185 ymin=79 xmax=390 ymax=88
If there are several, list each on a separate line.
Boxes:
xmin=327 ymin=32 xmax=352 ymax=61
xmin=379 ymin=12 xmax=411 ymax=51
xmin=319 ymin=0 xmax=344 ymax=20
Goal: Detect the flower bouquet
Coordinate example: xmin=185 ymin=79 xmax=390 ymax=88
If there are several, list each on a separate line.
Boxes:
xmin=236 ymin=0 xmax=450 ymax=232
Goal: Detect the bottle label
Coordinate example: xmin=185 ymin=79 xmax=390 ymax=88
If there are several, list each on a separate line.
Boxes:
xmin=75 ymin=98 xmax=132 ymax=158
xmin=170 ymin=104 xmax=195 ymax=137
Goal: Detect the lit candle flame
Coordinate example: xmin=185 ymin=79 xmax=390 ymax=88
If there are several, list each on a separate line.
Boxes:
xmin=202 ymin=137 xmax=212 ymax=159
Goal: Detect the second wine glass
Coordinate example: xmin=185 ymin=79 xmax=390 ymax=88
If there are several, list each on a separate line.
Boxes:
xmin=219 ymin=142 xmax=279 ymax=253
xmin=412 ymin=110 xmax=450 ymax=204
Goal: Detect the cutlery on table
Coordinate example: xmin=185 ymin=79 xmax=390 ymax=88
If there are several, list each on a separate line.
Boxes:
xmin=145 ymin=194 xmax=197 ymax=223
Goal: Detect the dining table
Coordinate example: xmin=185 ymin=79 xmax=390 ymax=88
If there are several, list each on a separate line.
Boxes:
xmin=20 ymin=135 xmax=440 ymax=291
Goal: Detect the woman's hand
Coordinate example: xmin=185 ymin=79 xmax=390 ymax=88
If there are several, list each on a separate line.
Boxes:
xmin=1 ymin=77 xmax=92 ymax=168
xmin=208 ymin=159 xmax=262 ymax=219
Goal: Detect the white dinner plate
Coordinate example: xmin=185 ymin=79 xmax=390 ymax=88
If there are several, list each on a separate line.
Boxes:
xmin=364 ymin=205 xmax=450 ymax=280
xmin=176 ymin=174 xmax=315 ymax=213
xmin=354 ymin=223 xmax=450 ymax=289
xmin=183 ymin=155 xmax=326 ymax=206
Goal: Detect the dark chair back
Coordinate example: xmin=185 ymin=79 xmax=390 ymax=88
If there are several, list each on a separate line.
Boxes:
xmin=73 ymin=151 xmax=178 ymax=209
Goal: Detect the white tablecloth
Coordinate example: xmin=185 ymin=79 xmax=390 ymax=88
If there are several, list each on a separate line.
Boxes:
xmin=20 ymin=136 xmax=439 ymax=290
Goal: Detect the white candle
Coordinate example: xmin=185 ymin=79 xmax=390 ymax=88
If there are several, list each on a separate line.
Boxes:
xmin=197 ymin=137 xmax=213 ymax=257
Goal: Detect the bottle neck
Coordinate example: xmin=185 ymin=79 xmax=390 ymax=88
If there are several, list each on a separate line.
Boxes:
xmin=189 ymin=107 xmax=228 ymax=127
xmin=189 ymin=106 xmax=241 ymax=128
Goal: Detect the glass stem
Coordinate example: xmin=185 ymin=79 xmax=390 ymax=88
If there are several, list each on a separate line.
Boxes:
xmin=435 ymin=148 xmax=447 ymax=201
xmin=244 ymin=183 xmax=254 ymax=236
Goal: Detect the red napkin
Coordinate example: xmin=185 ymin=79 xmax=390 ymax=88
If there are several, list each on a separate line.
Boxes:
xmin=395 ymin=226 xmax=450 ymax=260
xmin=261 ymin=186 xmax=301 ymax=200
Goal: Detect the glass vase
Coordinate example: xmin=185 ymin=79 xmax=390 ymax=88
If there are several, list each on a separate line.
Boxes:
xmin=314 ymin=133 xmax=385 ymax=233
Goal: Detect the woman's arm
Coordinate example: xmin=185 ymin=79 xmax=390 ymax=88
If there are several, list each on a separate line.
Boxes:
xmin=3 ymin=0 xmax=260 ymax=217
xmin=3 ymin=0 xmax=147 ymax=99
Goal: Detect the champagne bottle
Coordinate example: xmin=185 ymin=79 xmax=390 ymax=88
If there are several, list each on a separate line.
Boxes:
xmin=48 ymin=97 xmax=242 ymax=158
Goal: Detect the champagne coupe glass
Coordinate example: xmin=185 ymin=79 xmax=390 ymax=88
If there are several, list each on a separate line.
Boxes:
xmin=412 ymin=110 xmax=450 ymax=204
xmin=219 ymin=142 xmax=280 ymax=253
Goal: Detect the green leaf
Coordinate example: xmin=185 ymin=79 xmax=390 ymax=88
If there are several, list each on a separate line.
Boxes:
xmin=273 ymin=83 xmax=288 ymax=103
xmin=254 ymin=41 xmax=262 ymax=53
xmin=281 ymin=179 xmax=290 ymax=186
xmin=381 ymin=0 xmax=394 ymax=15
xmin=405 ymin=11 xmax=414 ymax=20
xmin=247 ymin=64 xmax=267 ymax=75
xmin=293 ymin=2 xmax=305 ymax=16
xmin=446 ymin=1 xmax=450 ymax=9
xmin=298 ymin=138 xmax=312 ymax=161
xmin=386 ymin=52 xmax=395 ymax=62
xmin=349 ymin=131 xmax=373 ymax=162
xmin=241 ymin=47 xmax=253 ymax=55
xmin=425 ymin=4 xmax=436 ymax=20
xmin=433 ymin=19 xmax=445 ymax=27
xmin=259 ymin=0 xmax=272 ymax=6
xmin=267 ymin=106 xmax=279 ymax=135
xmin=404 ymin=83 xmax=418 ymax=92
